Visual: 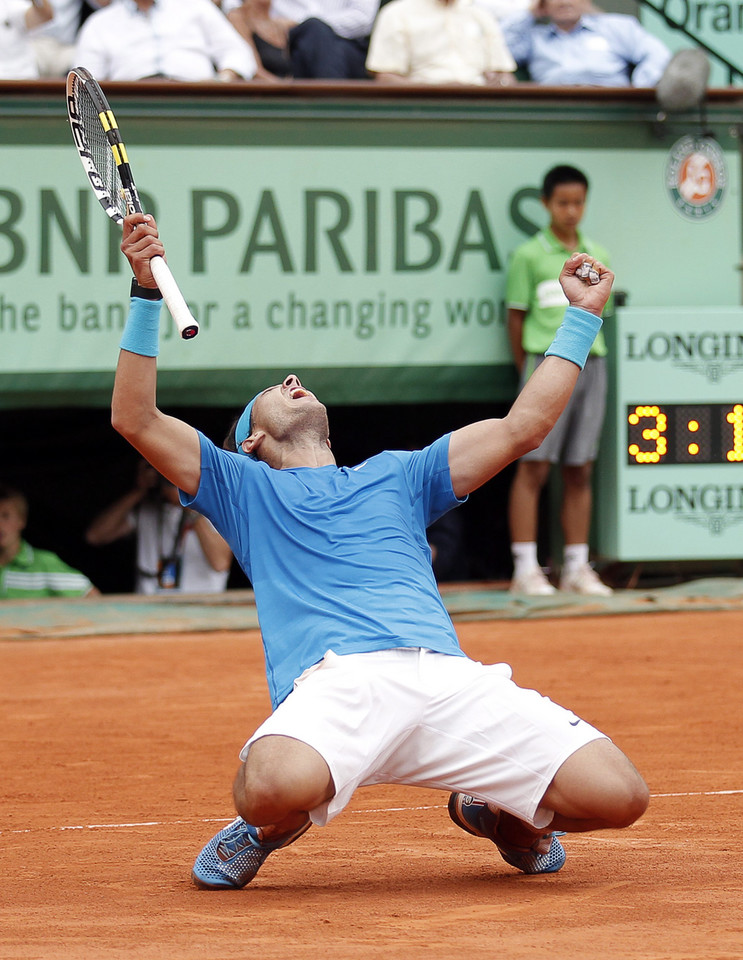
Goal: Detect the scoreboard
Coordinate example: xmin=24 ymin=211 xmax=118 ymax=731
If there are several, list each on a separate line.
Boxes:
xmin=595 ymin=307 xmax=743 ymax=561
xmin=625 ymin=402 xmax=743 ymax=466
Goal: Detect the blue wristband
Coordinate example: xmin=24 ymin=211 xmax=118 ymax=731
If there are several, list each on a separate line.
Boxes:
xmin=120 ymin=297 xmax=163 ymax=357
xmin=544 ymin=306 xmax=603 ymax=370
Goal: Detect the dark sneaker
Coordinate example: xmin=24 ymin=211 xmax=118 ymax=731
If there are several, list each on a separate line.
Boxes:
xmin=448 ymin=793 xmax=566 ymax=875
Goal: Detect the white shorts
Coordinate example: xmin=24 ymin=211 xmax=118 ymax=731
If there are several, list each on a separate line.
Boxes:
xmin=240 ymin=648 xmax=607 ymax=829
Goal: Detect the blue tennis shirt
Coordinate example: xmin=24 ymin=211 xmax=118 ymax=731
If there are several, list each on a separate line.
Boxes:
xmin=182 ymin=431 xmax=467 ymax=708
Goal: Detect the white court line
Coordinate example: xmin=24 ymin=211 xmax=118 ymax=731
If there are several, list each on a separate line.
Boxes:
xmin=652 ymin=789 xmax=743 ymax=798
xmin=3 ymin=790 xmax=741 ymax=837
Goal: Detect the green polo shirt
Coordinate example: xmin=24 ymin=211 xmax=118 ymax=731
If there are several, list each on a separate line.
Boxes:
xmin=505 ymin=227 xmax=610 ymax=357
xmin=0 ymin=540 xmax=94 ymax=598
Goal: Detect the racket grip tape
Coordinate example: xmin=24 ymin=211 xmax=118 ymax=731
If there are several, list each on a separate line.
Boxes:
xmin=150 ymin=256 xmax=199 ymax=340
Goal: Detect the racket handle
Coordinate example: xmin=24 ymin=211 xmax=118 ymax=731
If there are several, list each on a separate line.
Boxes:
xmin=150 ymin=256 xmax=199 ymax=340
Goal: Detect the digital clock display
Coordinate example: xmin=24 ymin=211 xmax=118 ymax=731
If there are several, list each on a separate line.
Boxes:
xmin=626 ymin=403 xmax=743 ymax=465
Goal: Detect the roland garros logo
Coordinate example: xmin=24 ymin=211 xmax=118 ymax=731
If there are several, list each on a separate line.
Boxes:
xmin=665 ymin=135 xmax=727 ymax=221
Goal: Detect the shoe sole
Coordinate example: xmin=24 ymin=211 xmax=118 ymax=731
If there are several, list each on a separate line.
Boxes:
xmin=498 ymin=836 xmax=566 ymax=875
xmin=191 ymin=869 xmax=243 ymax=891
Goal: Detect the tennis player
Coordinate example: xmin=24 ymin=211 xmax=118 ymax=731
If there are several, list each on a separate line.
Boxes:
xmin=115 ymin=212 xmax=648 ymax=889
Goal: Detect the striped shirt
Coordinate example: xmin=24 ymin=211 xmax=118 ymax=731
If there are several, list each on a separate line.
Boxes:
xmin=0 ymin=540 xmax=94 ymax=599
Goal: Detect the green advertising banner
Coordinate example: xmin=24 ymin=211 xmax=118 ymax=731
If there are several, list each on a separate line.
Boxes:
xmin=1 ymin=137 xmax=740 ymax=407
xmin=597 ymin=306 xmax=743 ymax=560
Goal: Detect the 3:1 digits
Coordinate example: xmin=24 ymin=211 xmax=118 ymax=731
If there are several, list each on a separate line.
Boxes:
xmin=626 ymin=403 xmax=743 ymax=465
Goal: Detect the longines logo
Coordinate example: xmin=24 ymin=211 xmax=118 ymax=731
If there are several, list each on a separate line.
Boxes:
xmin=625 ymin=331 xmax=743 ymax=383
xmin=628 ymin=484 xmax=743 ymax=535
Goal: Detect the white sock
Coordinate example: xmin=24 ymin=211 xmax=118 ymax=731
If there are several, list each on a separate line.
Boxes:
xmin=511 ymin=541 xmax=539 ymax=577
xmin=563 ymin=543 xmax=589 ymax=573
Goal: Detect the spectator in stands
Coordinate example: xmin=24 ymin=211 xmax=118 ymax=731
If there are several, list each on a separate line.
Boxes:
xmin=366 ymin=0 xmax=516 ymax=86
xmin=502 ymin=0 xmax=671 ymax=86
xmin=75 ymin=0 xmax=258 ymax=82
xmin=0 ymin=0 xmax=53 ymax=79
xmin=29 ymin=0 xmax=106 ymax=77
xmin=0 ymin=484 xmax=98 ymax=598
xmin=86 ymin=461 xmax=233 ymax=595
xmin=222 ymin=0 xmax=378 ymax=79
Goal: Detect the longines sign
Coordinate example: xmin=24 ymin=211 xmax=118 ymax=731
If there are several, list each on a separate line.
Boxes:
xmin=624 ymin=329 xmax=743 ymax=383
xmin=597 ymin=307 xmax=743 ymax=562
xmin=628 ymin=483 xmax=743 ymax=536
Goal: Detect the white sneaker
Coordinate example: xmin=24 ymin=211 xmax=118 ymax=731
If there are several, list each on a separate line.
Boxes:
xmin=559 ymin=564 xmax=613 ymax=596
xmin=510 ymin=567 xmax=556 ymax=596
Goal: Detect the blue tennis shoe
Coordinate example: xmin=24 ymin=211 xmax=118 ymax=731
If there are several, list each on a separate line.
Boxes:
xmin=448 ymin=793 xmax=566 ymax=875
xmin=192 ymin=817 xmax=270 ymax=889
xmin=192 ymin=816 xmax=311 ymax=889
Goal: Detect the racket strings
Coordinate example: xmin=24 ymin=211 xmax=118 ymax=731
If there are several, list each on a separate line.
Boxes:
xmin=76 ymin=86 xmax=126 ymax=220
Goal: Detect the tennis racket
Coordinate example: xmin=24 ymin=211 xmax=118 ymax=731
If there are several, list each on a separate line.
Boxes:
xmin=66 ymin=66 xmax=199 ymax=340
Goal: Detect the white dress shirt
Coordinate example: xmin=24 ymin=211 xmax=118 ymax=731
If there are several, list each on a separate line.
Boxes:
xmin=30 ymin=0 xmax=102 ymax=45
xmin=75 ymin=0 xmax=257 ymax=80
xmin=0 ymin=0 xmax=40 ymax=77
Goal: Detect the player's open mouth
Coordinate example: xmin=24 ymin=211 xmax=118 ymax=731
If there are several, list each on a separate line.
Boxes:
xmin=289 ymin=388 xmax=310 ymax=400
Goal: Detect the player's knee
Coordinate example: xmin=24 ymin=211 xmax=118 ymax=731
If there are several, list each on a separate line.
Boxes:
xmin=623 ymin=776 xmax=650 ymax=825
xmin=233 ymin=761 xmax=292 ymax=825
xmin=550 ymin=740 xmax=649 ymax=828
xmin=605 ymin=770 xmax=650 ymax=828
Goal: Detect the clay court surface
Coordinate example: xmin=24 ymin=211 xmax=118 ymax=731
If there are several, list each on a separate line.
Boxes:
xmin=3 ymin=607 xmax=742 ymax=959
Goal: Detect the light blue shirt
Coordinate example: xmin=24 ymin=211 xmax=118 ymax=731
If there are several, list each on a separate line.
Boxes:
xmin=502 ymin=12 xmax=671 ymax=87
xmin=182 ymin=431 xmax=466 ymax=708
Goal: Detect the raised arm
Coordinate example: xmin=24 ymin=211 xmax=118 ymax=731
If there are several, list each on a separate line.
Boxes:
xmin=111 ymin=214 xmax=202 ymax=497
xmin=448 ymin=252 xmax=614 ymax=498
xmin=85 ymin=461 xmax=158 ymax=545
xmin=26 ymin=0 xmax=53 ymax=29
xmin=625 ymin=18 xmax=672 ymax=87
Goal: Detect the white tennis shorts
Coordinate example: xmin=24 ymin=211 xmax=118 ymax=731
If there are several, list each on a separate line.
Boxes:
xmin=240 ymin=647 xmax=607 ymax=829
